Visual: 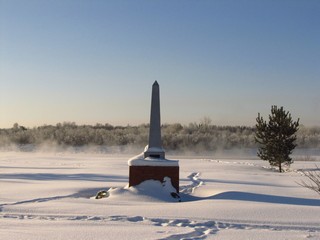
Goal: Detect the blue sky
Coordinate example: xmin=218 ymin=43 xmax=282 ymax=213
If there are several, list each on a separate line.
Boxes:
xmin=1 ymin=0 xmax=319 ymax=128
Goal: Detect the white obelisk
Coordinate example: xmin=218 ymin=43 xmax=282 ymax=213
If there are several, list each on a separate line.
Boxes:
xmin=144 ymin=81 xmax=165 ymax=159
xmin=128 ymin=81 xmax=179 ymax=193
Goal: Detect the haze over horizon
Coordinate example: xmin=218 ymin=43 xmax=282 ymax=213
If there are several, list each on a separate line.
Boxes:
xmin=1 ymin=0 xmax=319 ymax=128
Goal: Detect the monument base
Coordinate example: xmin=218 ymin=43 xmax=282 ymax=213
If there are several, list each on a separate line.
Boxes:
xmin=129 ymin=165 xmax=179 ymax=193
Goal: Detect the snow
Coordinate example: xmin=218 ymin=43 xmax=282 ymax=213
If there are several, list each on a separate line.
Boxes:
xmin=1 ymin=151 xmax=320 ymax=240
xmin=128 ymin=152 xmax=179 ymax=166
xmin=105 ymin=177 xmax=179 ymax=202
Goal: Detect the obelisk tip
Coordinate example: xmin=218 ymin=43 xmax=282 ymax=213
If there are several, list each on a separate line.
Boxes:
xmin=153 ymin=80 xmax=159 ymax=86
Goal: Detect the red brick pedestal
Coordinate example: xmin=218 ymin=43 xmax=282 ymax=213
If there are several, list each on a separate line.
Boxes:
xmin=129 ymin=165 xmax=179 ymax=193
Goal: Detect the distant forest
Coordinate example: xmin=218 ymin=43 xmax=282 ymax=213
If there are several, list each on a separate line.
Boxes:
xmin=0 ymin=119 xmax=320 ymax=152
xmin=0 ymin=121 xmax=319 ymax=152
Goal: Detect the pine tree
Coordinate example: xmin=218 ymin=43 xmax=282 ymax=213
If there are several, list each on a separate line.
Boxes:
xmin=255 ymin=106 xmax=300 ymax=172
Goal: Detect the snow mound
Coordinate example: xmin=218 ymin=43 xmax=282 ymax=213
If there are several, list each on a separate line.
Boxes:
xmin=128 ymin=152 xmax=179 ymax=166
xmin=99 ymin=177 xmax=181 ymax=202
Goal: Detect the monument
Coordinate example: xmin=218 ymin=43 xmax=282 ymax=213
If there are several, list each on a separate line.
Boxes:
xmin=128 ymin=81 xmax=179 ymax=193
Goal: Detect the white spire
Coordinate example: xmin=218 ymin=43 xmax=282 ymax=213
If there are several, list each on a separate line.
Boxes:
xmin=144 ymin=81 xmax=165 ymax=159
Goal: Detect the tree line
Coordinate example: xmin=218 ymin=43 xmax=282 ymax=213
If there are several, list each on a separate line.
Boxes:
xmin=0 ymin=121 xmax=319 ymax=151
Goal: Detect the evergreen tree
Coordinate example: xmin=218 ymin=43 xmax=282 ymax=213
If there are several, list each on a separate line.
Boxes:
xmin=255 ymin=106 xmax=300 ymax=172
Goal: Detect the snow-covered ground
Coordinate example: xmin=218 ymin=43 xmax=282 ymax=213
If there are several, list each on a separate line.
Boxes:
xmin=1 ymin=151 xmax=320 ymax=239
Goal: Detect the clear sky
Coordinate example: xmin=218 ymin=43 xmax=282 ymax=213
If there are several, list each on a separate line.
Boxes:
xmin=1 ymin=0 xmax=319 ymax=128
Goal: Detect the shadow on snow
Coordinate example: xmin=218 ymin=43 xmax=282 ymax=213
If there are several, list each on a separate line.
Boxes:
xmin=181 ymin=191 xmax=320 ymax=206
xmin=0 ymin=173 xmax=127 ymax=182
xmin=1 ymin=188 xmax=319 ymax=208
xmin=0 ymin=188 xmax=109 ymax=208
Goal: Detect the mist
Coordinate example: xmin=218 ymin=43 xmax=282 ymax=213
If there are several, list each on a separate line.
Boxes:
xmin=1 ymin=122 xmax=319 ymax=158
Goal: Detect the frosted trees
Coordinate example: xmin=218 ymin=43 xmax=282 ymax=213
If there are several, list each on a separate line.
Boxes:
xmin=299 ymin=165 xmax=320 ymax=196
xmin=255 ymin=106 xmax=300 ymax=172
